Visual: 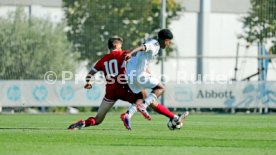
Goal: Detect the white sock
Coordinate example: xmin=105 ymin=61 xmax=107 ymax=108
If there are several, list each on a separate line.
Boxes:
xmin=144 ymin=93 xmax=157 ymax=108
xmin=127 ymin=104 xmax=137 ymax=118
xmin=173 ymin=115 xmax=179 ymax=121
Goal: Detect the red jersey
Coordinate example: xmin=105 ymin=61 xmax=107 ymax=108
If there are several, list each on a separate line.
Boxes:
xmin=92 ymin=50 xmax=129 ymax=90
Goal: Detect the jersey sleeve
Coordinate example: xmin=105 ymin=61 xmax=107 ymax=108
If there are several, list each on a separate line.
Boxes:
xmin=143 ymin=39 xmax=160 ymax=54
xmin=92 ymin=56 xmax=106 ymax=72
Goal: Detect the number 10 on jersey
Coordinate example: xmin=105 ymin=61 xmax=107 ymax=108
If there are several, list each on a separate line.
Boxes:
xmin=104 ymin=59 xmax=119 ymax=77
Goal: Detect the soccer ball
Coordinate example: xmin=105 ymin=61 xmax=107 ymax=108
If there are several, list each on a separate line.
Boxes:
xmin=167 ymin=119 xmax=183 ymax=130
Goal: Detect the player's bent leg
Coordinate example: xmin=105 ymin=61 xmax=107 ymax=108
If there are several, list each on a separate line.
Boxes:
xmin=120 ymin=89 xmax=147 ymax=129
xmin=136 ymin=78 xmax=162 ymax=120
xmin=143 ymin=83 xmax=165 ymax=108
xmin=120 ymin=99 xmax=143 ymax=130
xmin=125 ymin=102 xmax=140 ymax=118
xmin=140 ymin=77 xmax=163 ymax=106
xmin=137 ymin=80 xmax=165 ymax=119
xmin=93 ymin=99 xmax=115 ymax=125
xmin=68 ymin=99 xmax=115 ymax=130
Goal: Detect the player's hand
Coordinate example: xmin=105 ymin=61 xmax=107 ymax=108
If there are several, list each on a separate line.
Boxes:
xmin=84 ymin=83 xmax=93 ymax=89
xmin=124 ymin=53 xmax=132 ymax=61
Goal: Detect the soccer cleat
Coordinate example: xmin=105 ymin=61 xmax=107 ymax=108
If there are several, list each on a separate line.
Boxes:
xmin=136 ymin=103 xmax=151 ymax=120
xmin=68 ymin=120 xmax=85 ymax=130
xmin=173 ymin=111 xmax=189 ymax=125
xmin=120 ymin=113 xmax=131 ymax=130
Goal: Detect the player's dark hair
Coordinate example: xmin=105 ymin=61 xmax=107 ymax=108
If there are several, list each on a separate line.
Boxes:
xmin=108 ymin=36 xmax=123 ymax=50
xmin=158 ymin=29 xmax=173 ymax=40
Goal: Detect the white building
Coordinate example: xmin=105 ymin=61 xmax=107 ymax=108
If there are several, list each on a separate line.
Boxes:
xmin=166 ymin=0 xmax=276 ymax=82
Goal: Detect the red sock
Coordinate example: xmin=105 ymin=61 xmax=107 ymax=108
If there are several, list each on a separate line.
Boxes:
xmin=154 ymin=103 xmax=175 ymax=119
xmin=85 ymin=117 xmax=96 ymax=127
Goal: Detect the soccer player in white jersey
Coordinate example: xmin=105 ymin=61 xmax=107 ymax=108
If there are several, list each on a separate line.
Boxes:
xmin=122 ymin=29 xmax=189 ymax=129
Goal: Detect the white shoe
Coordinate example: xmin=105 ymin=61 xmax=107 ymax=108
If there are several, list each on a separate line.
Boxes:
xmin=174 ymin=111 xmax=189 ymax=125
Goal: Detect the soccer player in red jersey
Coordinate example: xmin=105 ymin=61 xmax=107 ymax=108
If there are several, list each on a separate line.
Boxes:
xmin=68 ymin=36 xmax=146 ymax=130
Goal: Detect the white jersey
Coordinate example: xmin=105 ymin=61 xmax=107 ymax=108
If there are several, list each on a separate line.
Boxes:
xmin=126 ymin=39 xmax=160 ymax=76
xmin=126 ymin=39 xmax=160 ymax=93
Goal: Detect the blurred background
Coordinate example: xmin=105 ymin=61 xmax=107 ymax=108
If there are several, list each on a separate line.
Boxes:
xmin=0 ymin=0 xmax=275 ymax=114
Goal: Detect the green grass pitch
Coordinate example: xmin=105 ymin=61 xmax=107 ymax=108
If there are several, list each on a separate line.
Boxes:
xmin=0 ymin=112 xmax=276 ymax=155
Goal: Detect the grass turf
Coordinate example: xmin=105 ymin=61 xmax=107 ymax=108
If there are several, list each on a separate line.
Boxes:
xmin=0 ymin=113 xmax=276 ymax=155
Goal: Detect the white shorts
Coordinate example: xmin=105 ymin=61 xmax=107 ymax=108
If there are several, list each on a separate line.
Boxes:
xmin=127 ymin=74 xmax=159 ymax=94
